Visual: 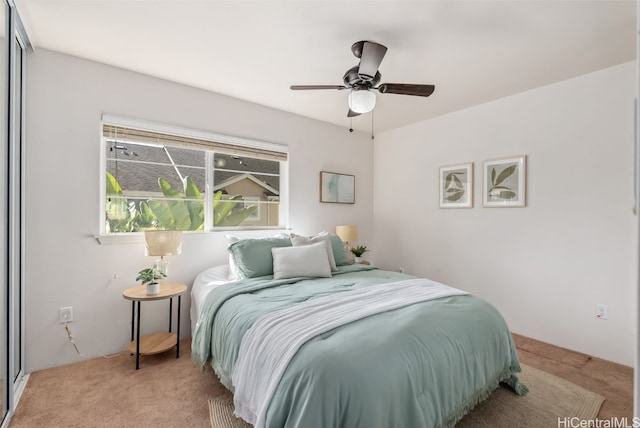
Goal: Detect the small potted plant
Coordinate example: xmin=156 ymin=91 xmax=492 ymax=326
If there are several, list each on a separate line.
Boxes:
xmin=136 ymin=265 xmax=167 ymax=295
xmin=350 ymin=245 xmax=369 ymax=263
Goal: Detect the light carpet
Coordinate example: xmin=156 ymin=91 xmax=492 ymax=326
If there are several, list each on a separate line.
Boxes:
xmin=208 ymin=363 xmax=605 ymax=428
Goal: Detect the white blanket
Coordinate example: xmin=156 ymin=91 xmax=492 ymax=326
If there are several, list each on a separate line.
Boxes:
xmin=231 ymin=278 xmax=469 ymax=427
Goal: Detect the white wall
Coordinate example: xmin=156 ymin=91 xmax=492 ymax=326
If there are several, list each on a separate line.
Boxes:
xmin=25 ymin=49 xmax=374 ymax=372
xmin=373 ymin=61 xmax=636 ymax=366
xmin=26 ymin=48 xmax=635 ymax=371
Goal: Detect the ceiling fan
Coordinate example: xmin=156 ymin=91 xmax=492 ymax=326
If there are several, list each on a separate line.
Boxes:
xmin=290 ymin=40 xmax=435 ymax=117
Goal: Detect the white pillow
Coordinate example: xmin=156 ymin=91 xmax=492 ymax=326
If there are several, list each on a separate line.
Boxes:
xmin=289 ymin=232 xmax=337 ymax=272
xmin=271 ymin=242 xmax=332 ymax=280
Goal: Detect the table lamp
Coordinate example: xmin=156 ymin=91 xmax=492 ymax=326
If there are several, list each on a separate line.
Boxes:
xmin=144 ymin=230 xmax=182 ymax=276
xmin=336 ymin=225 xmax=358 ymax=257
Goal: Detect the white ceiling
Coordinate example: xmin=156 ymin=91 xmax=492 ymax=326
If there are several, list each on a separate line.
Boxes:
xmin=15 ymin=0 xmax=637 ymax=133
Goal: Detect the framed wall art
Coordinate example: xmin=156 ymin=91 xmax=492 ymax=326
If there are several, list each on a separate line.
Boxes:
xmin=439 ymin=163 xmax=473 ymax=208
xmin=320 ymin=171 xmax=355 ymax=204
xmin=483 ymin=155 xmax=526 ymax=207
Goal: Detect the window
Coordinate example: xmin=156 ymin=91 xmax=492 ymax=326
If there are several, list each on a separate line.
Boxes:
xmin=102 ymin=117 xmax=288 ymax=233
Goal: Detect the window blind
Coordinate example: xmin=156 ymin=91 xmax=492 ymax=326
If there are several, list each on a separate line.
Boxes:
xmin=102 ymin=118 xmax=288 ymax=162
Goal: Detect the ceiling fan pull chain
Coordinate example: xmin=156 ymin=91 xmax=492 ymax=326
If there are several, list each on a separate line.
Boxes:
xmin=349 ymin=117 xmax=354 ymax=133
xmin=371 ymin=110 xmax=375 ymax=140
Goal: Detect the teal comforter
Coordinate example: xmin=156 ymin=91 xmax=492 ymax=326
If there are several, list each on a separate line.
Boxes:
xmin=192 ymin=265 xmax=526 ymax=428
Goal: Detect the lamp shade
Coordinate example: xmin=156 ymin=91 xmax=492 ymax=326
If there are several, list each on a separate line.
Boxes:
xmin=348 ymin=90 xmax=376 ymax=114
xmin=144 ymin=230 xmax=182 ymax=256
xmin=335 ymin=225 xmax=358 ymax=243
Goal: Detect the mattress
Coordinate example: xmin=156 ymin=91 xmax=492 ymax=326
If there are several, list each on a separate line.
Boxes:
xmin=189 ymin=264 xmax=231 ymax=335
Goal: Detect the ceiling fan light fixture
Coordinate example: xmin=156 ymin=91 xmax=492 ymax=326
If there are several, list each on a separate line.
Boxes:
xmin=348 ymin=90 xmax=376 ymax=114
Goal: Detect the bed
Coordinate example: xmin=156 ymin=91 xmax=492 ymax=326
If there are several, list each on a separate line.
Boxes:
xmin=191 ymin=233 xmax=526 ymax=428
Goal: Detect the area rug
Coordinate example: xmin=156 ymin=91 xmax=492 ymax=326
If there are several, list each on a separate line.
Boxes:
xmin=455 ymin=363 xmax=605 ymax=427
xmin=208 ymin=363 xmax=605 ymax=428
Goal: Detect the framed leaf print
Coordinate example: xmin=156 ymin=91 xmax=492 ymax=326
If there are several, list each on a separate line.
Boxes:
xmin=439 ymin=163 xmax=473 ymax=208
xmin=483 ymin=156 xmax=526 ymax=207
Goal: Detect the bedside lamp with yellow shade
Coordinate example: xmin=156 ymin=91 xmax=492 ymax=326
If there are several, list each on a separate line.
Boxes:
xmin=336 ymin=224 xmax=358 ymax=259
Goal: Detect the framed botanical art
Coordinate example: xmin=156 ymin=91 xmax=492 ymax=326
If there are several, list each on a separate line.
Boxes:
xmin=320 ymin=171 xmax=355 ymax=204
xmin=439 ymin=163 xmax=473 ymax=208
xmin=483 ymin=156 xmax=526 ymax=207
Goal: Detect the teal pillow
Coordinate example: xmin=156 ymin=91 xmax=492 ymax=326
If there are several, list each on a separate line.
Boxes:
xmin=228 ymin=237 xmax=292 ymax=278
xmin=328 ymin=234 xmax=350 ymax=266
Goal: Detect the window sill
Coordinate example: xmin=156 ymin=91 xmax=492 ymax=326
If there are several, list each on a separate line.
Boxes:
xmin=95 ymin=234 xmax=145 ymax=245
xmin=95 ymin=228 xmax=290 ymax=245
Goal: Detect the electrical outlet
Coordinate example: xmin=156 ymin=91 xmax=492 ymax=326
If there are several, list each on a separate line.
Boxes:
xmin=59 ymin=307 xmax=73 ymax=324
xmin=595 ymin=304 xmax=608 ymax=320
xmin=398 ymin=267 xmax=405 ymax=273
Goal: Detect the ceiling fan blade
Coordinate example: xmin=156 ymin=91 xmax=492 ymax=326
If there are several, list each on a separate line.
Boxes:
xmin=347 ymin=109 xmax=361 ymax=118
xmin=290 ymin=85 xmax=347 ymax=90
xmin=377 ymin=83 xmax=435 ymax=97
xmin=357 ymin=42 xmax=387 ymax=81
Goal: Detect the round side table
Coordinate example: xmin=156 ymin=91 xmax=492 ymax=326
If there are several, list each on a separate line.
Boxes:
xmin=122 ymin=282 xmax=187 ymax=370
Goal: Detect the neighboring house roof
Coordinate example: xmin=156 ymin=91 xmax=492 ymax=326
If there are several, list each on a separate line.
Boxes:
xmin=107 ymin=144 xmax=280 ymax=195
xmin=213 ymin=173 xmax=280 ymax=196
